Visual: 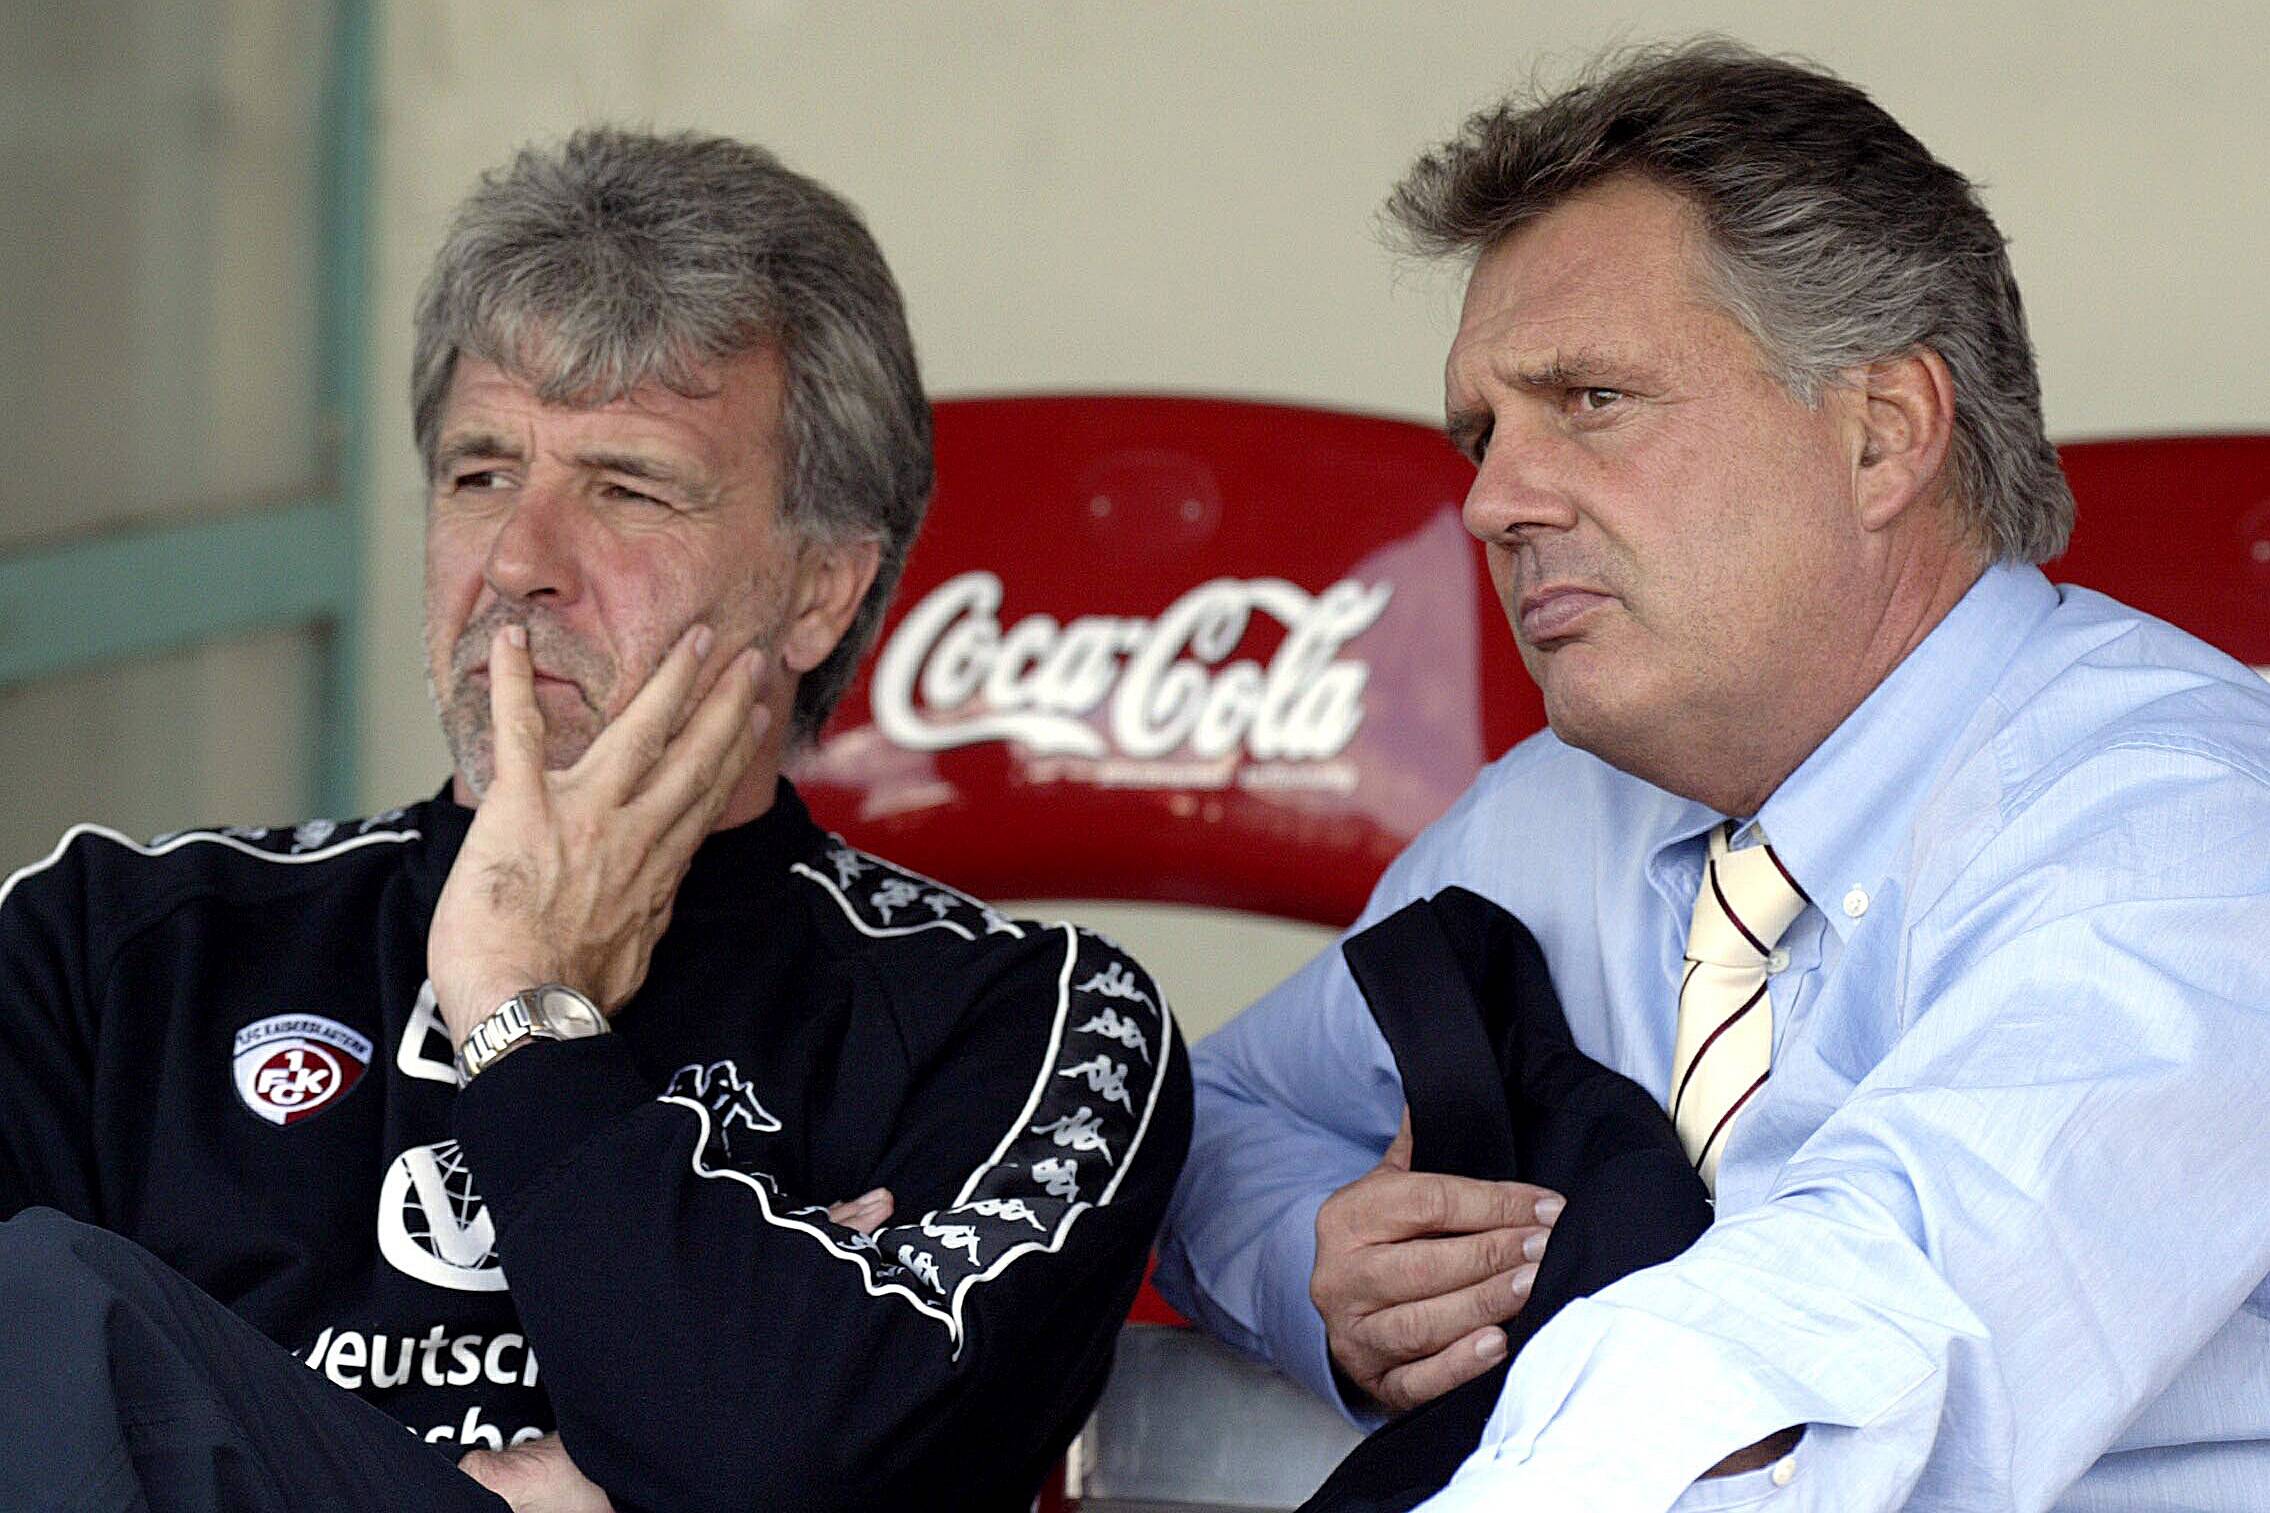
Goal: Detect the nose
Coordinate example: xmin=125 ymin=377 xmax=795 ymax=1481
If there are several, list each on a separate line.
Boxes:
xmin=482 ymin=481 xmax=585 ymax=606
xmin=1461 ymin=428 xmax=1580 ymax=546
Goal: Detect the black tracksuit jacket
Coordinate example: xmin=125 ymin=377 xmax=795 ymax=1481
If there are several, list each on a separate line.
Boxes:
xmin=0 ymin=780 xmax=1191 ymax=1511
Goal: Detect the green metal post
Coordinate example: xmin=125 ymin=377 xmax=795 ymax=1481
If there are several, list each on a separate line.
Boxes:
xmin=314 ymin=0 xmax=375 ymax=815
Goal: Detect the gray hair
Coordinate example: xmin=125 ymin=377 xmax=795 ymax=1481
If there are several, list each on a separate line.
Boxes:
xmin=411 ymin=126 xmax=933 ymax=744
xmin=1389 ymin=39 xmax=2072 ymax=564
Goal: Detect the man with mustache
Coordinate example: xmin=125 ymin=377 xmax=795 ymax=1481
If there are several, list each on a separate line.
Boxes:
xmin=1155 ymin=41 xmax=2270 ymax=1510
xmin=0 ymin=128 xmax=1189 ymax=1512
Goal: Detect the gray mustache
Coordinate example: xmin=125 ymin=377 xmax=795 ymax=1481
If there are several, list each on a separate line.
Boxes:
xmin=449 ymin=609 xmax=611 ymax=713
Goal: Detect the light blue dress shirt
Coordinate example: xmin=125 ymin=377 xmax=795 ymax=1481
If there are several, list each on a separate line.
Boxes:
xmin=1154 ymin=565 xmax=2270 ymax=1510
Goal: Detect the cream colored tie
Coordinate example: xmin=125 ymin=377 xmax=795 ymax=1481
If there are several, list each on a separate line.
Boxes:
xmin=1670 ymin=823 xmax=1809 ymax=1192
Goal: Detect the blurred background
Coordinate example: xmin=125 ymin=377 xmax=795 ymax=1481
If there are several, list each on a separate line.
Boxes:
xmin=5 ymin=0 xmax=2266 ymax=1032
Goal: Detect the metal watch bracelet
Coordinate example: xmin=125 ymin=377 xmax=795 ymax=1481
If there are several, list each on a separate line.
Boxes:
xmin=453 ymin=984 xmax=608 ymax=1084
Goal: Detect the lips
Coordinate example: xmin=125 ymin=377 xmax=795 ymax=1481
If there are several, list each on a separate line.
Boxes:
xmin=468 ymin=664 xmax=581 ymax=692
xmin=1518 ymin=586 xmax=1613 ymax=644
xmin=454 ymin=618 xmax=609 ymax=715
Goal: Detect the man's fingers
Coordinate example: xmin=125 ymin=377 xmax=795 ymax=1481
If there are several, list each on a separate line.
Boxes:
xmin=636 ymin=695 xmax=768 ymax=890
xmin=576 ymin=622 xmax=713 ymax=798
xmin=1351 ymin=1254 xmax=1534 ymax=1363
xmin=1318 ymin=1220 xmax=1545 ymax=1406
xmin=629 ymin=649 xmax=765 ymax=828
xmin=1343 ymin=1221 xmax=1539 ymax=1312
xmin=460 ymin=1432 xmax=617 ymax=1513
xmin=639 ymin=680 xmax=766 ymax=856
xmin=1381 ymin=1106 xmax=1414 ymax=1172
xmin=487 ymin=624 xmax=547 ymax=791
xmin=827 ymin=1187 xmax=895 ymax=1234
xmin=1341 ymin=1170 xmax=1562 ymax=1245
xmin=1373 ymin=1325 xmax=1510 ymax=1415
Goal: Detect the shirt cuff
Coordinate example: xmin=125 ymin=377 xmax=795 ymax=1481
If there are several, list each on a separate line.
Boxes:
xmin=452 ymin=1034 xmax=651 ymax=1229
xmin=1421 ymin=1449 xmax=1801 ymax=1513
xmin=1417 ymin=1273 xmax=1952 ymax=1513
xmin=1259 ymin=1185 xmax=1388 ymax=1429
xmin=1416 ymin=1302 xmax=1813 ymax=1512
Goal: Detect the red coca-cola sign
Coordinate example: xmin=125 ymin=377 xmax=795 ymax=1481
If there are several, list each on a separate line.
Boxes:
xmin=796 ymin=395 xmax=1543 ymax=927
xmin=873 ymin=571 xmax=1391 ymax=769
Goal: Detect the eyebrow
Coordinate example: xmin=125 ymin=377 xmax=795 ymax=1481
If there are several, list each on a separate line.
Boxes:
xmin=1442 ymin=344 xmax=1659 ymax=453
xmin=1497 ymin=347 xmax=1633 ymax=389
xmin=429 ymin=434 xmax=717 ymax=504
xmin=574 ymin=449 xmax=718 ymax=505
xmin=431 ymin=430 xmax=522 ymax=479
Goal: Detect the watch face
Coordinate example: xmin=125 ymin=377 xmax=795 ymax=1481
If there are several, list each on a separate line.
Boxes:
xmin=535 ymin=986 xmax=607 ymax=1038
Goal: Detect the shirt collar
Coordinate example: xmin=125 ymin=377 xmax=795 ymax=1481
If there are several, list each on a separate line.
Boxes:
xmin=1634 ymin=769 xmax=1724 ymax=908
xmin=1750 ymin=562 xmax=2058 ymax=940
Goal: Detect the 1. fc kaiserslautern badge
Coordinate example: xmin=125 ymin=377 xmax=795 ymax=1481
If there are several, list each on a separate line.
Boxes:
xmin=232 ymin=1014 xmax=373 ymax=1126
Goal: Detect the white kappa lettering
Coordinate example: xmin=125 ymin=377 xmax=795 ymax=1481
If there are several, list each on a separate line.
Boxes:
xmin=1073 ymin=1007 xmax=1152 ymax=1062
xmin=869 ymin=877 xmax=922 ymax=922
xmin=1032 ymin=1106 xmax=1115 ymax=1163
xmin=1074 ymin=960 xmax=1156 ymax=1013
xmin=825 ymin=848 xmax=871 ymax=889
xmin=898 ymin=1245 xmax=945 ymax=1293
xmin=961 ymin=1196 xmax=1047 ymax=1229
xmin=919 ymin=1216 xmax=985 ymax=1265
xmin=1059 ymin=1054 xmax=1135 ymax=1111
xmin=662 ymin=1060 xmax=783 ymax=1166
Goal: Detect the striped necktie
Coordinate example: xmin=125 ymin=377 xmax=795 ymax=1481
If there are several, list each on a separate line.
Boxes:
xmin=1670 ymin=823 xmax=1809 ymax=1192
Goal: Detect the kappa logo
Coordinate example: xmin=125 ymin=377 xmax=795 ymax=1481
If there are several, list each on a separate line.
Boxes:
xmin=377 ymin=1140 xmax=507 ymax=1293
xmin=663 ymin=1059 xmax=782 ymax=1166
xmin=232 ymin=1014 xmax=372 ymax=1126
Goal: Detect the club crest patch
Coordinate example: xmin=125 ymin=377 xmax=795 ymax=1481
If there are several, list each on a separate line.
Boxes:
xmin=232 ymin=1014 xmax=373 ymax=1126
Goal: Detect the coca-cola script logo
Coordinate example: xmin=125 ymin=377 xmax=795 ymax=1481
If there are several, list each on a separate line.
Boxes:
xmin=871 ymin=571 xmax=1392 ymax=762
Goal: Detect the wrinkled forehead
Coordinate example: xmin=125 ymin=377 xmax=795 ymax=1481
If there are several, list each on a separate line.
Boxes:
xmin=418 ymin=300 xmax=778 ymax=464
xmin=1444 ymin=181 xmax=1749 ymax=402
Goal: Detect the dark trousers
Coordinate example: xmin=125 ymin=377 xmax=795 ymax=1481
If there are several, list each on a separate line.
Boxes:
xmin=0 ymin=1207 xmax=504 ymax=1513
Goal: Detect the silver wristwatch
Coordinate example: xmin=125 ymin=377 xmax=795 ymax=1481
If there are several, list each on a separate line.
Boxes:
xmin=454 ymin=983 xmax=609 ymax=1084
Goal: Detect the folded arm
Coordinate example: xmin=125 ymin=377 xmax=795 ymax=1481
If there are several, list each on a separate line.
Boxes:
xmin=455 ymin=924 xmax=1190 ymax=1513
xmin=1423 ymin=750 xmax=2270 ymax=1510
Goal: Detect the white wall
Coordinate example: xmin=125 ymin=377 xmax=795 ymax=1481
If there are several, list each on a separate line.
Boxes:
xmin=1 ymin=0 xmax=333 ymax=871
xmin=360 ymin=0 xmax=2270 ymax=1034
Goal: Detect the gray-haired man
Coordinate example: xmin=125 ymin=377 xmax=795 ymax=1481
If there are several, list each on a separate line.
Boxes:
xmin=0 ymin=129 xmax=1189 ymax=1513
xmin=1157 ymin=41 xmax=2270 ymax=1511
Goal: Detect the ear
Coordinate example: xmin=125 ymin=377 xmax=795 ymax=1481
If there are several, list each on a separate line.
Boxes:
xmin=779 ymin=535 xmax=884 ymax=676
xmin=1849 ymin=347 xmax=1956 ymax=534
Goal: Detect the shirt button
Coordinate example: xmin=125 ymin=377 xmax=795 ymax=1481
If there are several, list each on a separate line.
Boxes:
xmin=1766 ymin=948 xmax=1791 ymax=975
xmin=1842 ymin=887 xmax=1869 ymax=919
xmin=1771 ymin=1455 xmax=1797 ymax=1487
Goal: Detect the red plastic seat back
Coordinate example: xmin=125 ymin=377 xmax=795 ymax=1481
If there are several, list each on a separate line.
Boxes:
xmin=797 ymin=409 xmax=2270 ymax=923
xmin=794 ymin=395 xmax=1533 ymax=928
xmin=2049 ymin=435 xmax=2270 ymax=669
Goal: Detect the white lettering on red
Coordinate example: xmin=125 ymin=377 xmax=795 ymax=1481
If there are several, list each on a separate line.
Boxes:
xmin=871 ymin=571 xmax=1390 ymax=761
